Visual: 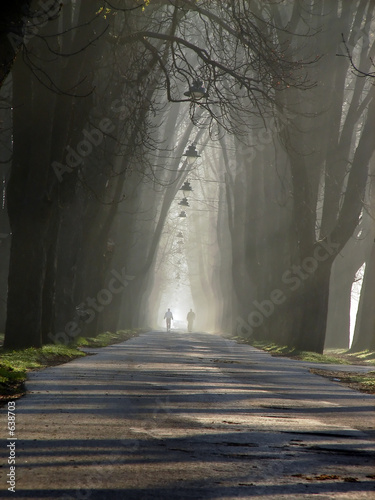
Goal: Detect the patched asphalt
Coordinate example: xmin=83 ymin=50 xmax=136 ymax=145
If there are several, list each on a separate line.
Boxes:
xmin=1 ymin=330 xmax=374 ymax=499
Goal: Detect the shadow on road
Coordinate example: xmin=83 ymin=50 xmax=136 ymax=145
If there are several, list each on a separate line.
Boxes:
xmin=2 ymin=331 xmax=375 ymax=499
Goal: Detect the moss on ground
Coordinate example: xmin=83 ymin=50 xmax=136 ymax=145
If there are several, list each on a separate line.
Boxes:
xmin=0 ymin=344 xmax=85 ymax=402
xmin=0 ymin=328 xmax=143 ymax=402
xmin=74 ymin=329 xmax=142 ymax=348
xmin=229 ymin=336 xmax=375 ymax=394
xmin=232 ymin=337 xmax=375 ymax=365
xmin=310 ymin=368 xmax=375 ymax=394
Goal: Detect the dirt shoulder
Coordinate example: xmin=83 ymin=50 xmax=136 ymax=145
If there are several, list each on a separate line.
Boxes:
xmin=225 ymin=334 xmax=375 ymax=394
xmin=310 ymin=368 xmax=375 ymax=394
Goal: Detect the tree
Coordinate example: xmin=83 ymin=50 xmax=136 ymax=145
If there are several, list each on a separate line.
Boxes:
xmin=0 ymin=1 xmax=62 ymax=89
xmin=222 ymin=0 xmax=375 ymax=353
xmin=4 ymin=0 xmax=106 ymax=348
xmin=3 ymin=0 xmax=309 ymax=348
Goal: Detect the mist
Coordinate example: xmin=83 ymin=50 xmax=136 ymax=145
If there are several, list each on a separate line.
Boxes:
xmin=1 ymin=2 xmax=375 ymax=498
xmin=0 ymin=0 xmax=374 ymax=353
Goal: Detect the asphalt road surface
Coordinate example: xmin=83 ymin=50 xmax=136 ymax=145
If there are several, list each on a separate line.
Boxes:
xmin=1 ymin=330 xmax=374 ymax=499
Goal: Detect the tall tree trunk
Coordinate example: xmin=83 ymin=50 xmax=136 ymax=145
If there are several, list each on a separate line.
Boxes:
xmin=41 ymin=207 xmax=60 ymax=344
xmin=3 ymin=51 xmax=56 ymax=349
xmin=292 ymin=260 xmax=332 ymax=353
xmin=325 ymin=227 xmax=368 ymax=349
xmin=325 ymin=270 xmax=352 ymax=349
xmin=4 ymin=212 xmax=49 ymax=348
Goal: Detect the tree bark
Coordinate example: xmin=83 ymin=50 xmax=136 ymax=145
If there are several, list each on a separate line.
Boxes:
xmin=4 ymin=212 xmax=49 ymax=348
xmin=292 ymin=260 xmax=332 ymax=353
xmin=3 ymin=48 xmax=56 ymax=348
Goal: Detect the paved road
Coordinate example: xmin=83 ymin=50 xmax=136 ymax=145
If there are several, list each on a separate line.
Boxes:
xmin=1 ymin=331 xmax=374 ymax=499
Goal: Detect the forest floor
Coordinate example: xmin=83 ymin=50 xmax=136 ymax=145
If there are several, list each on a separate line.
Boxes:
xmin=0 ymin=330 xmax=374 ymax=499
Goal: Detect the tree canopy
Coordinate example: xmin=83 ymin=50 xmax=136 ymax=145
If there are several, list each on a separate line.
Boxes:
xmin=0 ymin=0 xmax=374 ymax=354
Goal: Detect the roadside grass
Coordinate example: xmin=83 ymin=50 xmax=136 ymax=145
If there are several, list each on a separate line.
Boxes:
xmin=310 ymin=368 xmax=375 ymax=394
xmin=74 ymin=328 xmax=142 ymax=348
xmin=250 ymin=340 xmax=352 ymax=364
xmin=230 ymin=336 xmax=375 ymax=394
xmin=233 ymin=338 xmax=375 ymax=365
xmin=0 ymin=328 xmax=143 ymax=401
xmin=325 ymin=348 xmax=375 ymax=364
xmin=0 ymin=344 xmax=85 ymax=402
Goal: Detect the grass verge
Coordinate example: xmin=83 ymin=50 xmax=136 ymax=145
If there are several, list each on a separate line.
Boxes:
xmin=0 ymin=328 xmax=143 ymax=402
xmin=310 ymin=368 xmax=375 ymax=394
xmin=229 ymin=336 xmax=375 ymax=394
xmin=74 ymin=328 xmax=142 ymax=348
xmin=0 ymin=344 xmax=85 ymax=402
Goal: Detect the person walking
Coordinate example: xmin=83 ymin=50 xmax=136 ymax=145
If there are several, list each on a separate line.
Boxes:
xmin=164 ymin=308 xmax=173 ymax=332
xmin=186 ymin=308 xmax=196 ymax=332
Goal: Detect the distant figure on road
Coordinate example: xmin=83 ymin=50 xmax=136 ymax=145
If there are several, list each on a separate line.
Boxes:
xmin=164 ymin=308 xmax=173 ymax=332
xmin=186 ymin=309 xmax=196 ymax=332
